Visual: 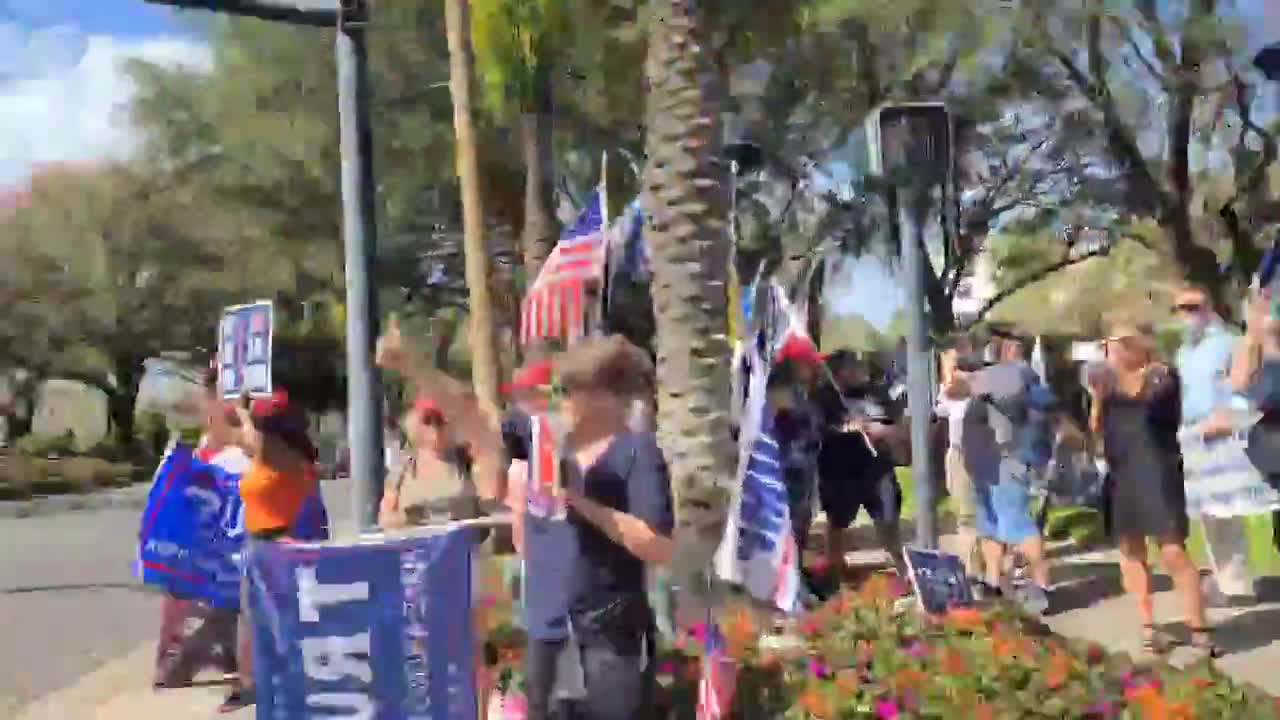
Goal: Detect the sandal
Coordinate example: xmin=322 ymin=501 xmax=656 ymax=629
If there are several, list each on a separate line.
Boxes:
xmin=218 ymin=686 xmax=256 ymax=714
xmin=1141 ymin=624 xmax=1171 ymax=656
xmin=1188 ymin=627 xmax=1221 ymax=659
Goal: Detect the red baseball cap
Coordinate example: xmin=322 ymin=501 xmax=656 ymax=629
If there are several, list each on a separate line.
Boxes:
xmin=776 ymin=334 xmax=823 ymax=366
xmin=250 ymin=389 xmax=317 ymax=461
xmin=501 ymin=359 xmax=554 ymax=395
xmin=412 ymin=394 xmax=444 ymax=423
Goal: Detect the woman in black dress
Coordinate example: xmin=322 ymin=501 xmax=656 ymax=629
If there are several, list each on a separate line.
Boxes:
xmin=1088 ymin=321 xmax=1214 ymax=656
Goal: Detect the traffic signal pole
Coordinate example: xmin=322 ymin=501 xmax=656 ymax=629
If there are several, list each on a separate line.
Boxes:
xmin=336 ymin=0 xmax=384 ymax=533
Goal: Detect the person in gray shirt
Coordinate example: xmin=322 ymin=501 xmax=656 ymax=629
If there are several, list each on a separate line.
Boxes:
xmin=961 ymin=334 xmax=1054 ymax=612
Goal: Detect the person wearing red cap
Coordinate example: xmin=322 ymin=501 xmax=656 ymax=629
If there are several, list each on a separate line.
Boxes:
xmin=378 ymin=394 xmax=480 ymax=529
xmin=767 ymin=335 xmax=827 ymax=592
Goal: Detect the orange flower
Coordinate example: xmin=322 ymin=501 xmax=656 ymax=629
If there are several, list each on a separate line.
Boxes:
xmin=835 ymin=668 xmax=860 ymax=693
xmin=939 ymin=647 xmax=969 ymax=676
xmin=724 ymin=608 xmax=757 ymax=659
xmin=974 ymin=702 xmax=996 ymax=720
xmin=891 ymin=667 xmax=927 ymax=694
xmin=799 ymin=685 xmax=836 ymax=719
xmin=1045 ymin=650 xmax=1072 ymax=689
xmin=1191 ymin=676 xmax=1214 ymax=690
xmin=945 ymin=606 xmax=985 ymax=631
xmin=860 ymin=574 xmax=893 ymax=603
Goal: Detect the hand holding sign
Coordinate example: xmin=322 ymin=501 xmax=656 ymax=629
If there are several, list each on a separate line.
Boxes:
xmin=375 ymin=313 xmax=409 ymax=374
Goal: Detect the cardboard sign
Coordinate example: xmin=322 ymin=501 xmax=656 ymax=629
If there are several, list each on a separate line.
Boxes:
xmin=218 ymin=301 xmax=273 ymax=399
xmin=903 ymin=547 xmax=973 ymax=615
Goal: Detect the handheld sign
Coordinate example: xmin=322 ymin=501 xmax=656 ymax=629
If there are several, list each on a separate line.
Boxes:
xmin=903 ymin=546 xmax=973 ymax=615
xmin=218 ymin=301 xmax=273 ymax=399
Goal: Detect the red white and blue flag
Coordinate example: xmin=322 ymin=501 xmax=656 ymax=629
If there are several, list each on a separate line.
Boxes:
xmin=697 ymin=623 xmax=739 ymax=720
xmin=520 ymin=192 xmax=608 ymax=345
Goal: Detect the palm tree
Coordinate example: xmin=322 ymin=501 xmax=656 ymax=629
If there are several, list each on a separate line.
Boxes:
xmin=445 ymin=0 xmax=503 ymax=420
xmin=642 ymin=0 xmax=737 ymax=577
xmin=470 ymin=0 xmax=567 ymax=280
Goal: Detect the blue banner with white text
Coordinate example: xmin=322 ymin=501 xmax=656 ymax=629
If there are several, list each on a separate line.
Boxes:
xmin=247 ymin=529 xmax=477 ymax=720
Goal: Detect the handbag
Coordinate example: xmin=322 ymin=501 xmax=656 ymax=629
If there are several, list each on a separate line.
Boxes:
xmin=1246 ymin=418 xmax=1280 ymax=488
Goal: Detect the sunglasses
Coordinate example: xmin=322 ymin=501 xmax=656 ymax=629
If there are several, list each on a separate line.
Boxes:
xmin=1173 ymin=302 xmax=1205 ymax=313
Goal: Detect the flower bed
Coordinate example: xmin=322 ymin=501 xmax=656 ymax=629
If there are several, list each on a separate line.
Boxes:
xmin=481 ymin=564 xmax=1279 ymax=719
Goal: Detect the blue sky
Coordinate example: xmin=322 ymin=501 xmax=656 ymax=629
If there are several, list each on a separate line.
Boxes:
xmin=0 ymin=0 xmax=208 ymax=186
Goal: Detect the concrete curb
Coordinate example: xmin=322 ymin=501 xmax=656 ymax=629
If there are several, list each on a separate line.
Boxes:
xmin=0 ymin=484 xmax=151 ymax=520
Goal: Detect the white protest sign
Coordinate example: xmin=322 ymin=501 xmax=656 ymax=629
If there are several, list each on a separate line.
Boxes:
xmin=218 ymin=301 xmax=274 ymax=399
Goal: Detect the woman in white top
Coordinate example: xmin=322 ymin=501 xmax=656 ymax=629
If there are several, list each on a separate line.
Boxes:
xmin=936 ymin=345 xmax=983 ymax=580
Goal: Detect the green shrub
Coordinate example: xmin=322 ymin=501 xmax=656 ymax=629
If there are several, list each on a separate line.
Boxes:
xmin=15 ymin=431 xmax=78 ymax=458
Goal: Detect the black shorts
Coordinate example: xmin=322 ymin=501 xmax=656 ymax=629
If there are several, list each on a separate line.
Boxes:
xmin=819 ymin=469 xmax=901 ymax=530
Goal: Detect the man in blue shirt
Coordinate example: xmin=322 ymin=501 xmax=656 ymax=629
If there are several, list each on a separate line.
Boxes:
xmin=1174 ymin=284 xmax=1256 ymax=603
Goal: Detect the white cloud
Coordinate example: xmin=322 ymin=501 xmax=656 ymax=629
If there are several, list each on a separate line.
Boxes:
xmin=0 ymin=29 xmax=210 ymax=186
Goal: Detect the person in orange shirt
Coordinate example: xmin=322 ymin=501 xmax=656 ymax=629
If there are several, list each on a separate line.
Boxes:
xmin=220 ymin=388 xmax=318 ymax=713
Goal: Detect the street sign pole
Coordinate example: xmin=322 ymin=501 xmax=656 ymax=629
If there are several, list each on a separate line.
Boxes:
xmin=900 ymin=187 xmax=936 ymax=549
xmin=336 ymin=0 xmax=384 ymax=533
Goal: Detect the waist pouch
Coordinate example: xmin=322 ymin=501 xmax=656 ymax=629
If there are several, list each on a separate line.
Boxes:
xmin=570 ymin=594 xmax=654 ymax=657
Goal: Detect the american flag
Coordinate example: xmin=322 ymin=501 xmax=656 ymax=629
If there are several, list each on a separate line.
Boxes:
xmin=520 ymin=192 xmax=608 ymax=345
xmin=697 ymin=622 xmax=739 ymax=720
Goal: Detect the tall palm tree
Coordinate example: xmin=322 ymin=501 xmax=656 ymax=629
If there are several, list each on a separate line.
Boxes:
xmin=445 ymin=0 xmax=503 ymax=420
xmin=643 ymin=0 xmax=737 ymax=578
xmin=470 ymin=0 xmax=566 ymax=280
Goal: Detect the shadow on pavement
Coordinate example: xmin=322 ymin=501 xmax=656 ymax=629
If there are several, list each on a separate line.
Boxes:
xmin=1045 ymin=562 xmax=1174 ymax=615
xmin=1 ymin=582 xmax=147 ymax=595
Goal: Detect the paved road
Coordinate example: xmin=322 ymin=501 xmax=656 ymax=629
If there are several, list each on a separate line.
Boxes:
xmin=0 ymin=506 xmax=160 ymax=715
xmin=0 ymin=478 xmax=352 ymax=716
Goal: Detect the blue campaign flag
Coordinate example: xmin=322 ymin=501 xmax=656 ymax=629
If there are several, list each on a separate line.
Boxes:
xmin=248 ymin=528 xmax=478 ymax=720
xmin=137 ymin=443 xmax=330 ymax=610
xmin=137 ymin=444 xmax=205 ymax=596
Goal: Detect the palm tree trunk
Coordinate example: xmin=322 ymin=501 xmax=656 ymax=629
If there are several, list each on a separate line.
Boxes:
xmin=445 ymin=0 xmax=502 ymax=421
xmin=519 ymin=65 xmax=559 ymax=281
xmin=643 ymin=0 xmax=736 ymax=577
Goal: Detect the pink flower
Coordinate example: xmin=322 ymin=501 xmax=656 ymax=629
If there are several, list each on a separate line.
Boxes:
xmin=688 ymin=623 xmax=708 ymax=645
xmin=502 ymin=691 xmax=528 ymax=720
xmin=479 ymin=594 xmax=498 ymax=609
xmin=877 ymin=700 xmax=900 ymax=719
xmin=658 ymin=661 xmax=676 ymax=676
xmin=809 ymin=657 xmax=829 ymax=678
xmin=905 ymin=641 xmax=928 ymax=658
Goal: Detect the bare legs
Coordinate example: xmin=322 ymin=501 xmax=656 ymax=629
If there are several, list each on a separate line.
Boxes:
xmin=980 ymin=535 xmax=1049 ymax=590
xmin=1117 ymin=534 xmax=1211 ymax=654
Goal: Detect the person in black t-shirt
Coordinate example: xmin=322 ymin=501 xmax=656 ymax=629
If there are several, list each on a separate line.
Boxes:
xmin=816 ymin=351 xmax=905 ymax=578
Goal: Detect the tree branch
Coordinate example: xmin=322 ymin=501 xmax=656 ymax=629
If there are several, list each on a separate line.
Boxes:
xmin=966 ymin=244 xmax=1112 ymax=326
xmin=1219 ymin=74 xmax=1277 ymax=275
xmin=1041 ymin=12 xmax=1167 ymax=214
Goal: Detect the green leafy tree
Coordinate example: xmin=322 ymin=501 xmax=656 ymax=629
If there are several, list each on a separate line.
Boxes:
xmin=0 ymin=164 xmax=251 ymax=449
xmin=1015 ymin=0 xmax=1278 ymax=312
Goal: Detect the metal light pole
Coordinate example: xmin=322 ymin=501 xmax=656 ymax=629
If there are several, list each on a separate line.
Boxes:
xmin=144 ymin=0 xmax=384 ymax=533
xmin=335 ymin=1 xmax=384 ymax=533
xmin=865 ymin=102 xmax=953 ymax=550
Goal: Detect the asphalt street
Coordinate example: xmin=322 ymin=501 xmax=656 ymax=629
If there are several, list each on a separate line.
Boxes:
xmin=0 ymin=477 xmax=351 ymax=716
xmin=0 ymin=506 xmax=160 ymax=714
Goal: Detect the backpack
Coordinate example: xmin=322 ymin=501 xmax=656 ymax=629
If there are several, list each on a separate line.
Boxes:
xmin=962 ymin=363 xmax=1057 ymax=469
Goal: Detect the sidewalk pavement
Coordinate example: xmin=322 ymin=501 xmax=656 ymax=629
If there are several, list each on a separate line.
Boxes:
xmin=0 ymin=483 xmax=151 ymax=519
xmin=14 ymin=535 xmax=1279 ymax=718
xmin=11 ymin=642 xmax=249 ymax=720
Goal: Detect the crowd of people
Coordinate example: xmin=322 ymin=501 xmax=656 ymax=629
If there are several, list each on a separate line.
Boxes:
xmin=147 ymin=278 xmax=1280 ymax=716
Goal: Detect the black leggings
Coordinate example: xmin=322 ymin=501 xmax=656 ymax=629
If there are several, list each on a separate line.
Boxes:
xmin=524 ymin=632 xmax=656 ymax=720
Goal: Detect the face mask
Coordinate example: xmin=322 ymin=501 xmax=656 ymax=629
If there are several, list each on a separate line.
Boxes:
xmin=1182 ymin=315 xmax=1208 ymax=341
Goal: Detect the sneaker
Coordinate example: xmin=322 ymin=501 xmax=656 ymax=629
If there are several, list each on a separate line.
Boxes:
xmin=970 ymin=579 xmax=1002 ymax=602
xmin=1019 ymin=584 xmax=1050 ymax=615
